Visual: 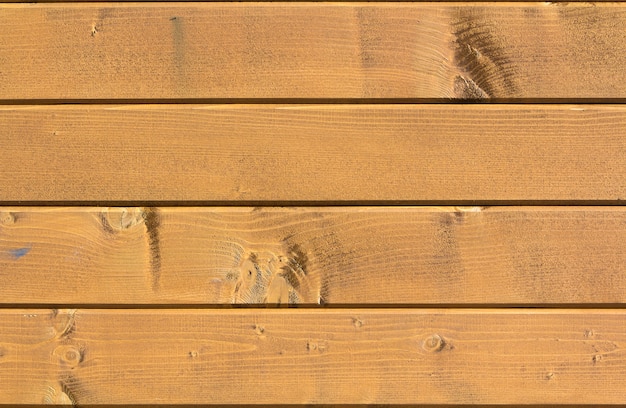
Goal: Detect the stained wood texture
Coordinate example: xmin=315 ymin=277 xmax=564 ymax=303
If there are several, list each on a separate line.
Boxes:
xmin=2 ymin=105 xmax=626 ymax=202
xmin=1 ymin=3 xmax=626 ymax=100
xmin=0 ymin=309 xmax=625 ymax=404
xmin=1 ymin=206 xmax=626 ymax=305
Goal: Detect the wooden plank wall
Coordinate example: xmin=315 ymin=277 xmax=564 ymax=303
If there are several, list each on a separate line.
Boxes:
xmin=0 ymin=1 xmax=625 ymax=406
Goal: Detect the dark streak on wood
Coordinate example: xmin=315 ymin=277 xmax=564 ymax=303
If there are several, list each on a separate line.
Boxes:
xmin=59 ymin=375 xmax=79 ymax=407
xmin=248 ymin=252 xmax=258 ymax=264
xmin=434 ymin=213 xmax=465 ymax=279
xmin=170 ymin=15 xmax=186 ymax=94
xmin=356 ymin=7 xmax=380 ymax=70
xmin=143 ymin=207 xmax=162 ymax=290
xmin=452 ymin=10 xmax=519 ymax=98
xmin=98 ymin=211 xmax=116 ymax=235
xmin=319 ymin=283 xmax=329 ymax=306
xmin=454 ymin=209 xmax=466 ymax=222
xmin=60 ymin=312 xmax=77 ymax=339
xmin=281 ymin=243 xmax=308 ymax=292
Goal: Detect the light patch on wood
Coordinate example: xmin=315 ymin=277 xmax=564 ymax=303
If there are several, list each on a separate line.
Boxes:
xmin=100 ymin=207 xmax=145 ymax=232
xmin=230 ymin=244 xmax=317 ymax=304
xmin=454 ymin=75 xmax=489 ymax=99
xmin=42 ymin=385 xmax=74 ymax=405
xmin=0 ymin=212 xmax=15 ymax=226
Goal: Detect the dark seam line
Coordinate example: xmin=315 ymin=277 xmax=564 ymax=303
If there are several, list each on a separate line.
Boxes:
xmin=1 ymin=304 xmax=626 ymax=309
xmin=0 ymin=405 xmax=620 ymax=408
xmin=2 ymin=98 xmax=626 ymax=105
xmin=0 ymin=0 xmax=619 ymax=3
xmin=0 ymin=201 xmax=624 ymax=207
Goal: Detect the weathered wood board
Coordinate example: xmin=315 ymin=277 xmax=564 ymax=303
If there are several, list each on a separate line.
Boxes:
xmin=1 ymin=3 xmax=626 ymax=100
xmin=1 ymin=0 xmax=624 ymax=405
xmin=1 ymin=207 xmax=625 ymax=305
xmin=1 ymin=105 xmax=625 ymax=202
xmin=0 ymin=309 xmax=624 ymax=404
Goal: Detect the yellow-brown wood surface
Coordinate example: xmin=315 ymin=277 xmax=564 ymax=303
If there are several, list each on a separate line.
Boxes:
xmin=1 ymin=207 xmax=626 ymax=305
xmin=1 ymin=3 xmax=626 ymax=100
xmin=1 ymin=309 xmax=625 ymax=404
xmin=2 ymin=0 xmax=624 ymax=405
xmin=1 ymin=104 xmax=625 ymax=202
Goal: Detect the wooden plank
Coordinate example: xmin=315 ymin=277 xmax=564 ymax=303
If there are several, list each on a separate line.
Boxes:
xmin=1 ymin=3 xmax=626 ymax=100
xmin=1 ymin=309 xmax=625 ymax=404
xmin=2 ymin=206 xmax=626 ymax=305
xmin=1 ymin=104 xmax=625 ymax=202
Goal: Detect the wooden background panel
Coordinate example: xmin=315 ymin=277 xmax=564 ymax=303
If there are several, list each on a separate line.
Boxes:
xmin=0 ymin=309 xmax=624 ymax=404
xmin=1 ymin=3 xmax=626 ymax=99
xmin=2 ymin=207 xmax=626 ymax=305
xmin=1 ymin=105 xmax=625 ymax=202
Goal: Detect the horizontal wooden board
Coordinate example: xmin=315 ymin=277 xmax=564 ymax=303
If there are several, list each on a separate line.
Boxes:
xmin=1 ymin=3 xmax=626 ymax=99
xmin=0 ymin=309 xmax=625 ymax=404
xmin=2 ymin=206 xmax=626 ymax=305
xmin=1 ymin=104 xmax=626 ymax=202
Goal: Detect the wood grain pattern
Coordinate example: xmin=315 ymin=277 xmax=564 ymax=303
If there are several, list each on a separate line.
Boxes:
xmin=2 ymin=206 xmax=626 ymax=305
xmin=1 ymin=3 xmax=626 ymax=100
xmin=1 ymin=0 xmax=624 ymax=406
xmin=1 ymin=104 xmax=625 ymax=202
xmin=0 ymin=309 xmax=625 ymax=404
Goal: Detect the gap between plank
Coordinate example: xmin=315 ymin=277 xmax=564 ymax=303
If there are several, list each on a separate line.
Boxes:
xmin=0 ymin=200 xmax=625 ymax=207
xmin=0 ymin=0 xmax=619 ymax=2
xmin=2 ymin=304 xmax=626 ymax=309
xmin=0 ymin=405 xmax=623 ymax=408
xmin=2 ymin=98 xmax=626 ymax=105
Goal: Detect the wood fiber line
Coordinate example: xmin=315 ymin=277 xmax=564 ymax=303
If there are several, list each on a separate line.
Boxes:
xmin=1 ymin=207 xmax=626 ymax=305
xmin=0 ymin=105 xmax=625 ymax=202
xmin=0 ymin=3 xmax=626 ymax=99
xmin=0 ymin=309 xmax=625 ymax=404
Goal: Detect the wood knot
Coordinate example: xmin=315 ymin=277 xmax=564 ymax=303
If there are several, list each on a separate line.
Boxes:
xmin=253 ymin=324 xmax=265 ymax=336
xmin=231 ymin=244 xmax=313 ymax=305
xmin=42 ymin=385 xmax=74 ymax=405
xmin=101 ymin=207 xmax=145 ymax=232
xmin=52 ymin=309 xmax=77 ymax=339
xmin=0 ymin=212 xmax=15 ymax=226
xmin=422 ymin=334 xmax=447 ymax=353
xmin=306 ymin=339 xmax=328 ymax=353
xmin=352 ymin=317 xmax=363 ymax=328
xmin=53 ymin=345 xmax=83 ymax=367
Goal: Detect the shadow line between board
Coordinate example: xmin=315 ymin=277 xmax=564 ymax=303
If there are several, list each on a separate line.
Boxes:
xmin=1 ymin=304 xmax=626 ymax=309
